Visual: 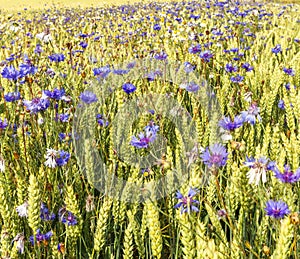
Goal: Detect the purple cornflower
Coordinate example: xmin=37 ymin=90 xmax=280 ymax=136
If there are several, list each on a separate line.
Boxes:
xmin=56 ymin=151 xmax=70 ymax=166
xmin=113 ymin=69 xmax=129 ymax=75
xmin=200 ymin=143 xmax=228 ymax=168
xmin=240 ymin=103 xmax=262 ymax=125
xmin=48 ymin=53 xmax=65 ymax=62
xmin=225 ymin=63 xmax=238 ymax=73
xmin=0 ymin=118 xmax=8 ymax=129
xmin=265 ymin=200 xmax=290 ymax=219
xmin=219 ymin=116 xmax=243 ymax=131
xmin=188 ymin=44 xmax=202 ymax=54
xmin=59 ymin=208 xmax=77 ymax=226
xmin=62 ymin=212 xmax=77 ymax=226
xmin=230 ymin=74 xmax=244 ymax=83
xmin=199 ymin=50 xmax=213 ymax=62
xmin=4 ymin=91 xmax=21 ymax=102
xmin=40 ymin=203 xmax=55 ymax=221
xmin=272 ymin=44 xmax=282 ymax=54
xmin=23 ymin=97 xmax=50 ymax=114
xmin=19 ymin=63 xmax=38 ymax=77
xmin=93 ymin=65 xmax=111 ymax=78
xmin=174 ymin=188 xmax=199 ymax=214
xmin=273 ymin=165 xmax=300 ymax=183
xmin=283 ymin=67 xmax=295 ymax=76
xmin=29 ymin=229 xmax=53 ymax=246
xmin=79 ymin=91 xmax=98 ymax=104
xmin=122 ymin=83 xmax=136 ymax=94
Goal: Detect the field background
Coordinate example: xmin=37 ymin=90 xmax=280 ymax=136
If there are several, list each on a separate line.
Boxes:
xmin=0 ymin=0 xmax=298 ymax=10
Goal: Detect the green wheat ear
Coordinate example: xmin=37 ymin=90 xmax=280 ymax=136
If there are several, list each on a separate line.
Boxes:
xmin=28 ymin=174 xmax=41 ymax=235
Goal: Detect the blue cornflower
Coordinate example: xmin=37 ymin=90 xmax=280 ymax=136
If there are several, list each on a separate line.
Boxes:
xmin=225 ymin=63 xmax=238 ymax=73
xmin=278 ymin=100 xmax=285 ymax=110
xmin=4 ymin=91 xmax=21 ymax=102
xmin=19 ymin=63 xmax=38 ymax=77
xmin=58 ymin=113 xmax=69 ymax=122
xmin=96 ymin=114 xmax=109 ymax=127
xmin=183 ymin=62 xmax=196 ymax=73
xmin=240 ymin=103 xmax=262 ymax=125
xmin=179 ymin=81 xmax=200 ymax=92
xmin=188 ymin=44 xmax=202 ymax=54
xmin=122 ymin=83 xmax=136 ymax=94
xmin=242 ymin=62 xmax=254 ymax=72
xmin=93 ymin=65 xmax=111 ymax=78
xmin=272 ymin=44 xmax=282 ymax=54
xmin=273 ymin=165 xmax=300 ymax=183
xmin=43 ymin=88 xmax=65 ymax=100
xmin=56 ymin=151 xmax=70 ymax=166
xmin=0 ymin=118 xmax=8 ymax=129
xmin=34 ymin=44 xmax=43 ymax=54
xmin=29 ymin=229 xmax=53 ymax=245
xmin=200 ymin=143 xmax=228 ymax=169
xmin=40 ymin=203 xmax=55 ymax=221
xmin=23 ymin=97 xmax=50 ymax=114
xmin=265 ymin=200 xmax=290 ymax=219
xmin=79 ymin=91 xmax=98 ymax=104
xmin=219 ymin=116 xmax=244 ymax=131
xmin=113 ymin=69 xmax=129 ymax=75
xmin=153 ymin=24 xmax=161 ymax=30
xmin=230 ymin=74 xmax=244 ymax=83
xmin=58 ymin=133 xmax=66 ymax=141
xmin=48 ymin=53 xmax=65 ymax=62
xmin=1 ymin=65 xmax=20 ymax=80
xmin=131 ymin=121 xmax=159 ymax=149
xmin=79 ymin=41 xmax=88 ymax=48
xmin=199 ymin=50 xmax=213 ymax=62
xmin=283 ymin=67 xmax=295 ymax=76
xmin=174 ymin=188 xmax=199 ymax=214
xmin=154 ymin=52 xmax=168 ymax=60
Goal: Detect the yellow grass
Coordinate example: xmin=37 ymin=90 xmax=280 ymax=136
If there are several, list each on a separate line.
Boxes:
xmin=0 ymin=0 xmax=298 ymax=11
xmin=0 ymin=0 xmax=143 ymax=10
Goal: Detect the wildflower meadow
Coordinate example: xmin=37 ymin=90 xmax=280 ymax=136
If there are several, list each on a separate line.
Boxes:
xmin=0 ymin=0 xmax=300 ymax=258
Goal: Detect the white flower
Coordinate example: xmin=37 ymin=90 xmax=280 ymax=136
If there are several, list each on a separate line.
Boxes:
xmin=16 ymin=202 xmax=28 ymax=217
xmin=0 ymin=155 xmax=5 ymax=172
xmin=244 ymin=92 xmax=253 ymax=103
xmin=37 ymin=118 xmax=44 ymax=125
xmin=245 ymin=158 xmax=268 ymax=186
xmin=36 ymin=32 xmax=52 ymax=43
xmin=12 ymin=233 xmax=25 ymax=254
xmin=44 ymin=148 xmax=58 ymax=168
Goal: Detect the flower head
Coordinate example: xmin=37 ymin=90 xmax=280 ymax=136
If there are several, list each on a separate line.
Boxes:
xmin=265 ymin=200 xmax=290 ymax=219
xmin=79 ymin=91 xmax=98 ymax=104
xmin=273 ymin=165 xmax=300 ymax=183
xmin=29 ymin=229 xmax=53 ymax=246
xmin=244 ymin=156 xmax=274 ymax=185
xmin=122 ymin=83 xmax=136 ymax=94
xmin=240 ymin=103 xmax=261 ymax=125
xmin=174 ymin=188 xmax=199 ymax=214
xmin=23 ymin=97 xmax=50 ymax=114
xmin=219 ymin=116 xmax=243 ymax=131
xmin=272 ymin=44 xmax=282 ymax=54
xmin=12 ymin=233 xmax=25 ymax=254
xmin=4 ymin=91 xmax=21 ymax=102
xmin=0 ymin=118 xmax=8 ymax=129
xmin=199 ymin=50 xmax=213 ymax=62
xmin=16 ymin=201 xmax=29 ymax=217
xmin=283 ymin=67 xmax=295 ymax=76
xmin=200 ymin=143 xmax=228 ymax=169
